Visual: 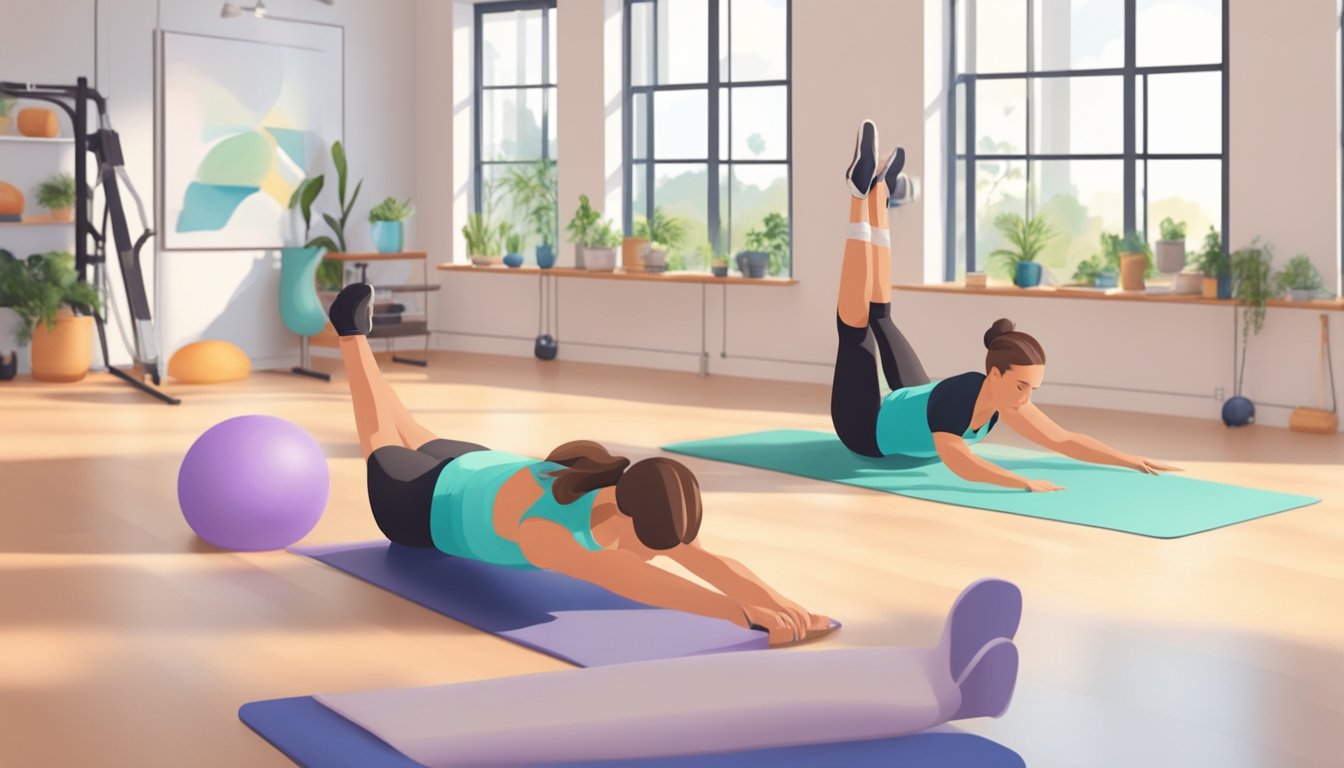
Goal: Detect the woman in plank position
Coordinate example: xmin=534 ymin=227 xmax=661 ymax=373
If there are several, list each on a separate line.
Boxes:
xmin=325 ymin=284 xmax=829 ymax=645
xmin=833 ymin=120 xmax=1180 ymax=491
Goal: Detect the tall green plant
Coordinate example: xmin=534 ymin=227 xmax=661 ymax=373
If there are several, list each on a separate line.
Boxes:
xmin=1231 ymin=239 xmax=1275 ymax=396
xmin=634 ymin=207 xmax=688 ymax=250
xmin=303 ymin=141 xmax=363 ymax=254
xmin=990 ymin=212 xmax=1056 ymax=275
xmin=501 ymin=160 xmax=558 ymax=247
xmin=1194 ymin=227 xmax=1228 ymax=277
xmin=744 ymin=212 xmax=791 ymax=277
xmin=462 ymin=212 xmax=499 ymax=257
xmin=565 ymin=194 xmax=602 ymax=247
xmin=0 ymin=250 xmax=102 ymax=344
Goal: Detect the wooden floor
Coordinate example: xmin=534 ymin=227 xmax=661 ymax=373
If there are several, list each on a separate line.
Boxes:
xmin=1 ymin=351 xmax=1341 ymax=767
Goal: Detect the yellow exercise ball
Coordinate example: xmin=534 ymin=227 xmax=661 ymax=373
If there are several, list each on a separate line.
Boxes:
xmin=168 ymin=340 xmax=251 ymax=384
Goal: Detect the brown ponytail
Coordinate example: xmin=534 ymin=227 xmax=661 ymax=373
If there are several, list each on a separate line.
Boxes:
xmin=984 ymin=318 xmax=1046 ymax=374
xmin=545 ymin=440 xmax=631 ymax=504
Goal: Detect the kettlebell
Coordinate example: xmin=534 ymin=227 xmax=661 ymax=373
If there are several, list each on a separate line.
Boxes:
xmin=534 ymin=334 xmax=558 ymax=361
xmin=0 ymin=351 xmax=16 ymax=381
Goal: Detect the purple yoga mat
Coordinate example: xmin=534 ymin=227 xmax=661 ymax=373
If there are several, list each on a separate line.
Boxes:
xmin=239 ymin=696 xmax=1025 ymax=768
xmin=291 ymin=541 xmax=836 ymax=667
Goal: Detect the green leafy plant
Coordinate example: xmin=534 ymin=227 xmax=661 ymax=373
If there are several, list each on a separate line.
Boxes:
xmin=462 ymin=212 xmax=499 ymax=257
xmin=744 ymin=212 xmax=791 ymax=277
xmin=0 ymin=250 xmax=102 ymax=345
xmin=588 ymin=220 xmax=623 ymax=249
xmin=1158 ymin=217 xmax=1186 ymax=242
xmin=501 ymin=160 xmax=558 ymax=247
xmin=990 ymin=212 xmax=1056 ymax=274
xmin=633 ymin=207 xmax=688 ymax=250
xmin=34 ymin=173 xmax=75 ymax=210
xmin=368 ymin=196 xmax=414 ymax=223
xmin=303 ymin=141 xmax=363 ymax=254
xmin=1193 ymin=227 xmax=1228 ymax=277
xmin=1274 ymin=253 xmax=1322 ymax=293
xmin=1119 ymin=229 xmax=1156 ymax=276
xmin=1071 ymin=232 xmax=1123 ymax=285
xmin=505 ymin=230 xmax=526 ymax=255
xmin=1231 ymin=239 xmax=1276 ymax=396
xmin=565 ymin=194 xmax=603 ymax=248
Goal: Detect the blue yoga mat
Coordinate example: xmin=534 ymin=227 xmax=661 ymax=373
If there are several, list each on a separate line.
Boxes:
xmin=239 ymin=695 xmax=1025 ymax=768
xmin=292 ymin=542 xmax=812 ymax=667
xmin=663 ymin=429 xmax=1319 ymax=538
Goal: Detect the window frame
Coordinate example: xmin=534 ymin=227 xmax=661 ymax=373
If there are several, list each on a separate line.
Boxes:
xmin=945 ymin=0 xmax=1230 ymax=280
xmin=623 ymin=0 xmax=793 ymax=274
xmin=473 ymin=0 xmax=559 ymax=215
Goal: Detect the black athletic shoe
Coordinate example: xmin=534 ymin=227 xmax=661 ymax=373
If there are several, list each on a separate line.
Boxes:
xmin=871 ymin=145 xmax=906 ymax=195
xmin=845 ymin=119 xmax=878 ymax=198
xmin=329 ymin=282 xmax=374 ymax=337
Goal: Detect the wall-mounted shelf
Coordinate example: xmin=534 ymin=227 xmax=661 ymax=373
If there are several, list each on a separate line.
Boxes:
xmin=894 ymin=282 xmax=1344 ymax=311
xmin=0 ymin=135 xmax=73 ymax=144
xmin=0 ymin=216 xmax=74 ymax=226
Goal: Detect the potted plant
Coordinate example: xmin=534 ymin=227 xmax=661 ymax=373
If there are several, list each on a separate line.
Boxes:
xmin=1154 ymin=217 xmax=1187 ymax=274
xmin=1118 ymin=230 xmax=1152 ymax=291
xmin=295 ymin=141 xmax=362 ymax=288
xmin=0 ymin=96 xmax=16 ymax=134
xmin=34 ymin=173 xmax=75 ymax=222
xmin=583 ymin=220 xmax=621 ymax=272
xmin=738 ymin=212 xmax=790 ymax=278
xmin=1072 ymin=233 xmax=1117 ymax=288
xmin=462 ymin=212 xmax=500 ymax=266
xmin=635 ymin=207 xmax=687 ymax=271
xmin=1193 ymin=227 xmax=1230 ymax=299
xmin=368 ymin=196 xmax=413 ymax=254
xmin=990 ymin=212 xmax=1055 ymax=288
xmin=0 ymin=249 xmax=101 ymax=382
xmin=712 ymin=254 xmax=729 ymax=277
xmin=1274 ymin=254 xmax=1323 ymax=302
xmin=504 ymin=230 xmax=526 ymax=269
xmin=501 ymin=160 xmax=558 ymax=269
xmin=1224 ymin=239 xmax=1276 ymax=426
xmin=565 ymin=194 xmax=602 ymax=268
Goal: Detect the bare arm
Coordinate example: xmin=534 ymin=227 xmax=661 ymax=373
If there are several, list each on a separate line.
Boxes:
xmin=933 ymin=432 xmax=1047 ymax=490
xmin=1001 ymin=404 xmax=1180 ymax=473
xmin=667 ymin=543 xmax=831 ymax=635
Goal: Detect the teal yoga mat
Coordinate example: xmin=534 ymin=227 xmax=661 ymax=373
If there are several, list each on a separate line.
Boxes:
xmin=663 ymin=430 xmax=1318 ymax=538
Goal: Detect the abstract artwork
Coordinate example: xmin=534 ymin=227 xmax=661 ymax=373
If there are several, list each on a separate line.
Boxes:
xmin=160 ymin=30 xmax=342 ymax=250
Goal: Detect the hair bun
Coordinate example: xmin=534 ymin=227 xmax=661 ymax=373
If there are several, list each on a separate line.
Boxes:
xmin=984 ymin=318 xmax=1016 ymax=348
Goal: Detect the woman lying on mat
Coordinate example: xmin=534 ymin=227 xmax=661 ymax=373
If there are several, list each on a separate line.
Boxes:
xmin=325 ymin=283 xmax=829 ymax=646
xmin=832 ymin=119 xmax=1180 ymax=493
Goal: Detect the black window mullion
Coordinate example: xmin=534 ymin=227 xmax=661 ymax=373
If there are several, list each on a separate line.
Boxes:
xmin=1025 ymin=0 xmax=1032 ymax=219
xmin=965 ymin=77 xmax=977 ymax=274
xmin=707 ymin=0 xmax=720 ymax=252
xmin=623 ymin=0 xmax=633 ymax=234
xmin=1123 ymin=0 xmax=1136 ymax=235
xmin=945 ymin=0 xmax=957 ymax=280
xmin=647 ymin=0 xmax=658 ymax=225
xmin=541 ymin=8 xmax=550 ymax=164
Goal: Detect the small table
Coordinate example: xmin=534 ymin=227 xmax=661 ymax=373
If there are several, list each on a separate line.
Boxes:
xmin=436 ymin=264 xmax=798 ymax=376
xmin=317 ymin=251 xmax=439 ymax=366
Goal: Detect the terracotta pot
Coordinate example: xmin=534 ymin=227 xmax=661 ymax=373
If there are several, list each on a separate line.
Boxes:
xmin=622 ymin=236 xmax=649 ymax=270
xmin=30 ymin=310 xmax=93 ymax=382
xmin=1202 ymin=276 xmax=1218 ymax=299
xmin=50 ymin=207 xmax=73 ymax=222
xmin=1119 ymin=252 xmax=1147 ymax=291
xmin=17 ymin=107 xmax=59 ymax=138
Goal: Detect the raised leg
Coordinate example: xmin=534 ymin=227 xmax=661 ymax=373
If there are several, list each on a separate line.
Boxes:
xmin=935 ymin=578 xmax=1023 ymax=683
xmin=864 ymin=146 xmax=930 ymax=391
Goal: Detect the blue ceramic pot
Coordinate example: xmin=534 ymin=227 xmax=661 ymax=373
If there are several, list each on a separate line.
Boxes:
xmin=504 ymin=252 xmax=524 ymax=269
xmin=536 ymin=244 xmax=556 ymax=269
xmin=371 ymin=220 xmax=403 ymax=253
xmin=1095 ymin=271 xmax=1118 ymax=289
xmin=1014 ymin=261 xmax=1042 ymax=288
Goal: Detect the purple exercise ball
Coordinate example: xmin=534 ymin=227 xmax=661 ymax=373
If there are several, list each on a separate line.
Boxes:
xmin=178 ymin=415 xmax=329 ymax=551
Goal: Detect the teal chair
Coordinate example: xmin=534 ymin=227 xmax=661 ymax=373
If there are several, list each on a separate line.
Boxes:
xmin=279 ymin=246 xmax=331 ymax=381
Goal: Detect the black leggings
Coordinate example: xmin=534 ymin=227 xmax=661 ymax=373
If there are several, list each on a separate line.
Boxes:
xmin=830 ymin=303 xmax=930 ymax=457
xmin=366 ymin=438 xmax=490 ymax=547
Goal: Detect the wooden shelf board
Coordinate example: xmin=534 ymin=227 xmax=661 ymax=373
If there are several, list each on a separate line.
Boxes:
xmin=0 ymin=215 xmax=73 ymax=226
xmin=323 ymin=251 xmax=427 ymax=262
xmin=0 ymin=135 xmax=73 ymax=144
xmin=437 ymin=263 xmax=798 ymax=286
xmin=895 ymin=282 xmax=1344 ymax=311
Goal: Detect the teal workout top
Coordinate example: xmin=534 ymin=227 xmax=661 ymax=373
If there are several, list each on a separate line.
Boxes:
xmin=875 ymin=372 xmax=999 ymax=458
xmin=429 ymin=450 xmax=603 ymax=569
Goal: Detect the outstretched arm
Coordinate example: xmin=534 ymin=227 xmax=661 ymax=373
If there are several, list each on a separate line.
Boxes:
xmin=665 ymin=542 xmax=831 ymax=634
xmin=1000 ymin=403 xmax=1181 ymax=474
xmin=934 ymin=432 xmax=1063 ymax=492
xmin=516 ymin=520 xmax=805 ymax=645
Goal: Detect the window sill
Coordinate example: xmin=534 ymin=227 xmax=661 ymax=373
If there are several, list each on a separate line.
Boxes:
xmin=439 ymin=263 xmax=798 ymax=286
xmin=894 ymin=282 xmax=1344 ymax=311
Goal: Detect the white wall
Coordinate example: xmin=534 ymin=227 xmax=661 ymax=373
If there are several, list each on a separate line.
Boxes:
xmin=1 ymin=0 xmax=420 ymax=375
xmin=420 ymin=0 xmax=1341 ymax=429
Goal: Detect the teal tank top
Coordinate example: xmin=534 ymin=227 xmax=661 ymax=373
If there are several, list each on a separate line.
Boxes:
xmin=875 ymin=380 xmax=995 ymax=458
xmin=429 ymin=450 xmax=602 ymax=569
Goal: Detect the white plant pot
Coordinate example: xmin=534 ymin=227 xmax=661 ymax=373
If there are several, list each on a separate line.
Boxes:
xmin=573 ymin=242 xmax=586 ymax=268
xmin=1172 ymin=271 xmax=1204 ymax=295
xmin=583 ymin=247 xmax=616 ymax=272
xmin=644 ymin=249 xmax=667 ymax=268
xmin=1290 ymin=289 xmax=1316 ymax=302
xmin=1155 ymin=240 xmax=1186 ymax=274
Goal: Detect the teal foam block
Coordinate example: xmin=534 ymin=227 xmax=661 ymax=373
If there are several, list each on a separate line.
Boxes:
xmin=663 ymin=430 xmax=1318 ymax=538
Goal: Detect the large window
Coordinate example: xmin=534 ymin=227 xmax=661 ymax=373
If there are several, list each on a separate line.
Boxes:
xmin=624 ymin=0 xmax=791 ymax=274
xmin=948 ymin=0 xmax=1227 ymax=283
xmin=475 ymin=1 xmax=558 ymax=246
